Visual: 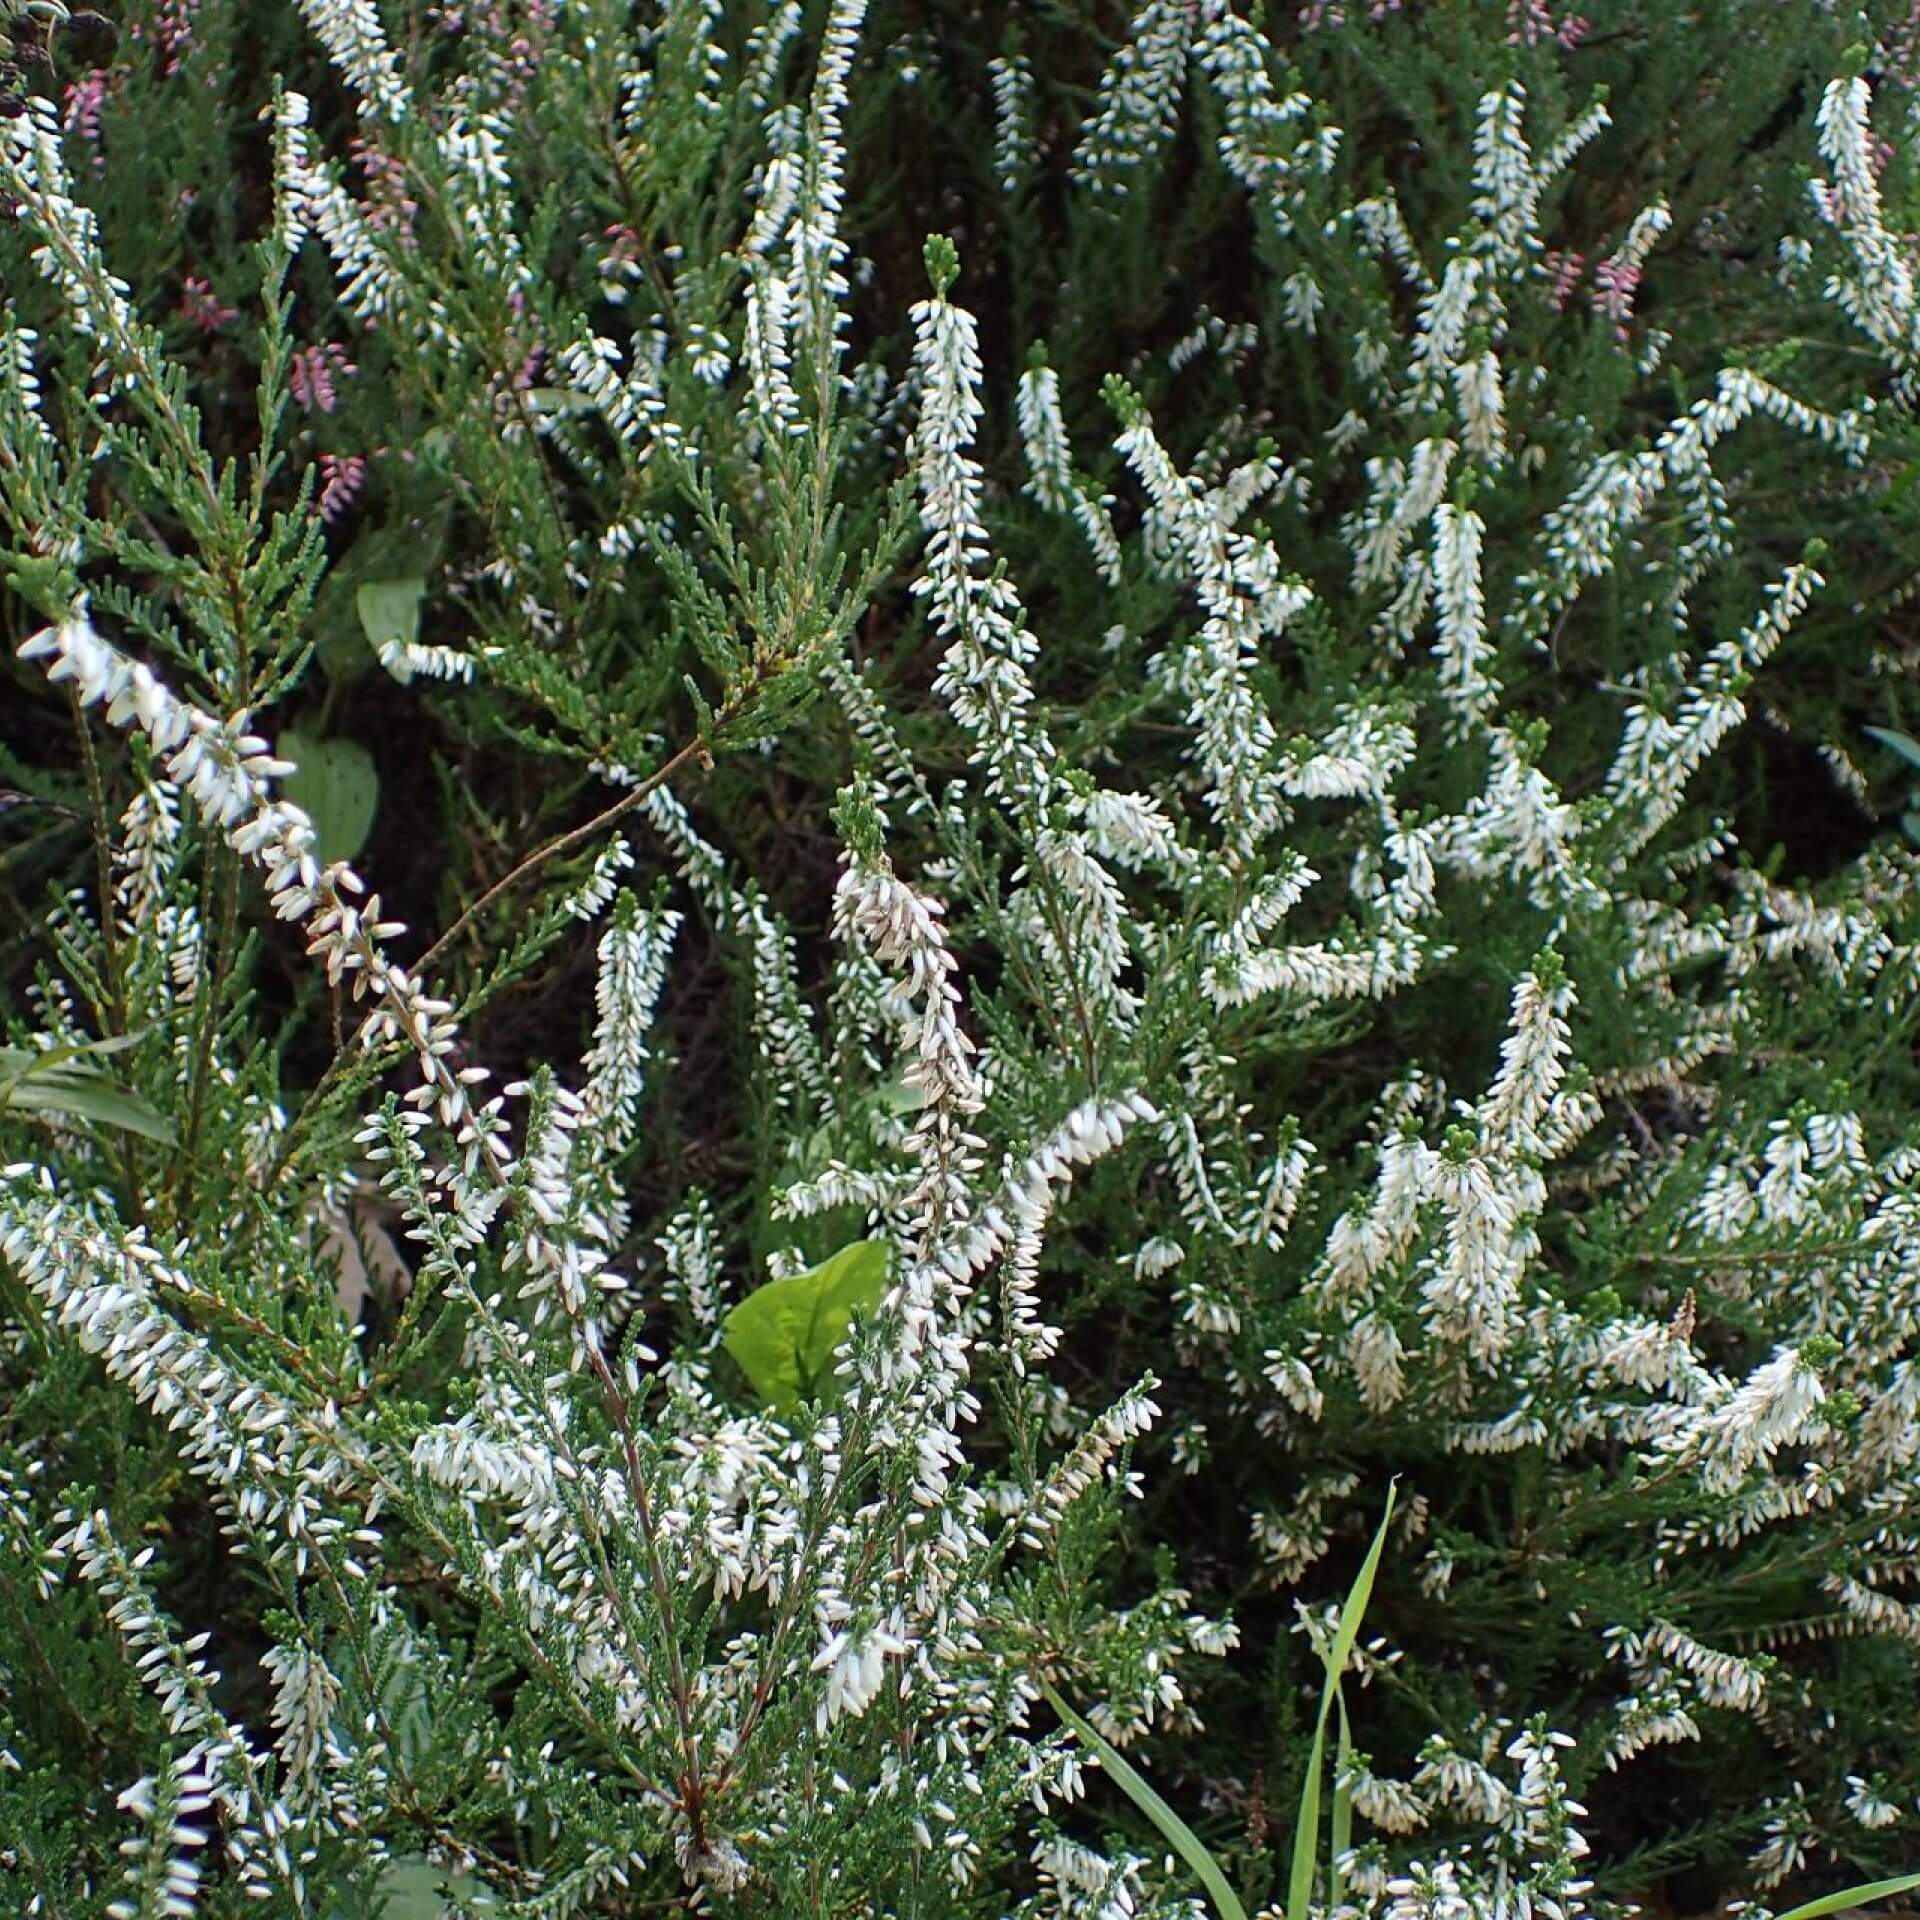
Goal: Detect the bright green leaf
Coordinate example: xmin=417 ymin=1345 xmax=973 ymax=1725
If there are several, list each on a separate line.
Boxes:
xmin=1772 ymin=1873 xmax=1920 ymax=1920
xmin=722 ymin=1239 xmax=891 ymax=1414
xmin=1330 ymin=1688 xmax=1355 ymax=1910
xmin=0 ymin=1073 xmax=177 ymax=1145
xmin=372 ymin=1857 xmax=448 ymax=1920
xmin=281 ymin=728 xmax=380 ymax=866
xmin=0 ymin=1031 xmax=147 ymax=1074
xmin=312 ymin=505 xmax=450 ymax=681
xmin=521 ymin=386 xmax=598 ymax=416
xmin=877 ymin=1072 xmax=926 ymax=1116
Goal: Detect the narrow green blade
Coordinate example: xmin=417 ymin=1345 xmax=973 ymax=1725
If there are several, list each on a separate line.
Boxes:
xmin=1288 ymin=1692 xmax=1333 ymax=1920
xmin=1330 ymin=1688 xmax=1355 ymax=1910
xmin=1771 ymin=1872 xmax=1920 ymax=1920
xmin=1324 ymin=1481 xmax=1399 ymax=1684
xmin=1289 ymin=1481 xmax=1398 ymax=1920
xmin=1 ymin=1065 xmax=177 ymax=1144
xmin=1041 ymin=1679 xmax=1248 ymax=1920
xmin=1865 ymin=725 xmax=1920 ymax=773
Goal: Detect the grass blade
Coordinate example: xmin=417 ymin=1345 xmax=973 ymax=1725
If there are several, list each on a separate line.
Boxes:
xmin=1771 ymin=1873 xmax=1920 ymax=1920
xmin=1330 ymin=1687 xmax=1355 ymax=1910
xmin=1 ymin=1071 xmax=178 ymax=1145
xmin=1865 ymin=725 xmax=1920 ymax=773
xmin=1289 ymin=1481 xmax=1398 ymax=1920
xmin=1323 ymin=1480 xmax=1399 ymax=1687
xmin=1040 ymin=1678 xmax=1248 ymax=1920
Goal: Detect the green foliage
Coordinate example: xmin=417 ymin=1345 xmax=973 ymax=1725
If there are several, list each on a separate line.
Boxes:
xmin=353 ymin=578 xmax=428 ymax=681
xmin=0 ymin=1033 xmax=176 ymax=1144
xmin=1043 ymin=1679 xmax=1252 ymax=1920
xmin=7 ymin=0 xmax=1920 ymax=1915
xmin=278 ymin=728 xmax=379 ymax=865
xmin=721 ymin=1238 xmax=892 ymax=1413
xmin=1864 ymin=725 xmax=1920 ymax=844
xmin=1292 ymin=1485 xmax=1397 ymax=1920
xmin=1039 ymin=1492 xmax=1403 ymax=1920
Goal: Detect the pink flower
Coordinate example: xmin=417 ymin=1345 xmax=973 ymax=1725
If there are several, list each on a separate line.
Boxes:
xmin=290 ymin=343 xmax=355 ymax=415
xmin=426 ymin=0 xmax=551 ymax=111
xmin=350 ymin=138 xmax=419 ymax=243
xmin=64 ymin=70 xmax=108 ymax=171
xmin=1883 ymin=3 xmax=1920 ymax=89
xmin=1541 ymin=249 xmax=1586 ymax=311
xmin=179 ymin=276 xmax=237 ymax=334
xmin=1298 ymin=0 xmax=1399 ymax=27
xmin=1507 ymin=0 xmax=1588 ymax=47
xmin=317 ymin=453 xmax=369 ymax=524
xmin=1590 ymin=257 xmax=1643 ymax=340
xmin=156 ymin=0 xmax=198 ymax=74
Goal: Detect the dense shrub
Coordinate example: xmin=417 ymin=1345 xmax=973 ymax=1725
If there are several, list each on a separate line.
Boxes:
xmin=8 ymin=0 xmax=1920 ymax=1914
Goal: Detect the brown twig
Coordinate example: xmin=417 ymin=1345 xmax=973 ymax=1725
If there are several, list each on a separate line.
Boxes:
xmin=414 ymin=739 xmax=708 ymax=978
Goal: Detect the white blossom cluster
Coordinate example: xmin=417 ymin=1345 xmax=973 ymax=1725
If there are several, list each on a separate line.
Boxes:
xmin=10 ymin=3 xmax=1920 ymax=1915
xmin=5 ymin=604 xmax=1211 ymax=1907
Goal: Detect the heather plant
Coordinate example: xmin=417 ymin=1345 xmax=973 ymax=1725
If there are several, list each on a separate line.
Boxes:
xmin=10 ymin=1 xmax=1920 ymax=1917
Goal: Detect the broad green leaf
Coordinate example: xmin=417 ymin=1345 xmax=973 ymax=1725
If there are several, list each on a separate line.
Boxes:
xmin=350 ymin=1852 xmax=494 ymax=1918
xmin=1772 ymin=1874 xmax=1920 ymax=1920
xmin=722 ymin=1239 xmax=890 ymax=1413
xmin=1041 ymin=1679 xmax=1248 ymax=1920
xmin=312 ymin=503 xmax=450 ymax=680
xmin=281 ymin=728 xmax=380 ymax=866
xmin=878 ymin=1072 xmax=926 ymax=1116
xmin=373 ymin=1857 xmax=448 ymax=1919
xmin=0 ymin=1031 xmax=147 ymax=1076
xmin=1865 ymin=725 xmax=1920 ymax=774
xmin=357 ymin=577 xmax=428 ymax=683
xmin=1290 ymin=1482 xmax=1397 ymax=1920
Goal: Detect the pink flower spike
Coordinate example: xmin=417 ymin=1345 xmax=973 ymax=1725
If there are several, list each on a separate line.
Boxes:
xmin=317 ymin=453 xmax=369 ymax=523
xmin=179 ymin=277 xmax=237 ymax=334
